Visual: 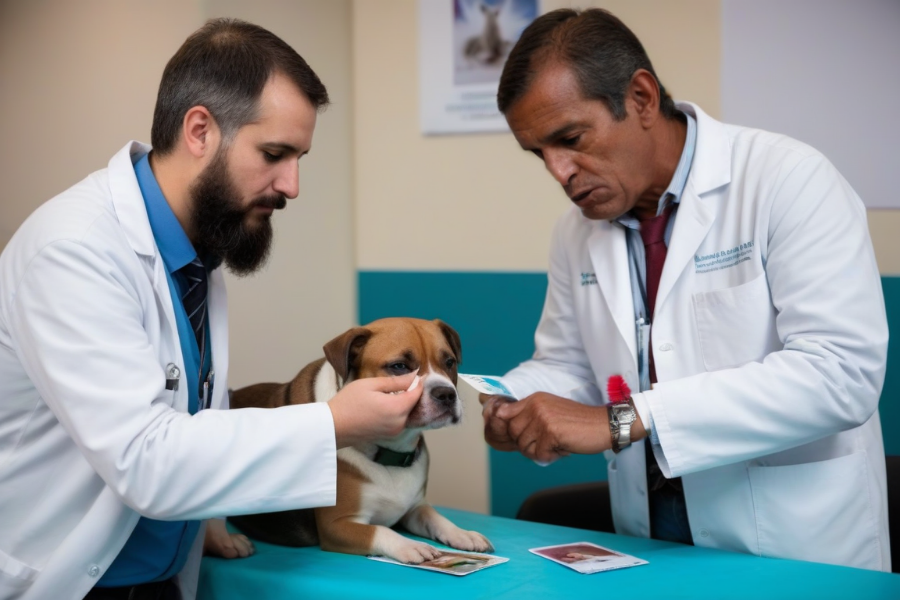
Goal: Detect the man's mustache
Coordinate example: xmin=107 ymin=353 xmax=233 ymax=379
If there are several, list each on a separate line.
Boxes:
xmin=249 ymin=196 xmax=287 ymax=211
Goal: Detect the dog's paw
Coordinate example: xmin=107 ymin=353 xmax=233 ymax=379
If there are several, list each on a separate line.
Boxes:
xmin=203 ymin=519 xmax=255 ymax=559
xmin=439 ymin=528 xmax=494 ymax=553
xmin=389 ymin=540 xmax=443 ymax=564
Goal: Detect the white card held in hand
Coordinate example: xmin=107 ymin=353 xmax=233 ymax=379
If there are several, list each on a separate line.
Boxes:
xmin=529 ymin=542 xmax=648 ymax=574
xmin=458 ymin=373 xmax=516 ymax=399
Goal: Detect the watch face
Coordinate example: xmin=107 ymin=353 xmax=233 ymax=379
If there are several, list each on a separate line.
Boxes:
xmin=613 ymin=403 xmax=636 ymax=424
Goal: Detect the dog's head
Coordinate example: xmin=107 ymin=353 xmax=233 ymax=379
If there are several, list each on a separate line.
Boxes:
xmin=323 ymin=317 xmax=462 ymax=430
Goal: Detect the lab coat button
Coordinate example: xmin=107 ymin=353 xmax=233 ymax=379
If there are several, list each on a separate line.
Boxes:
xmin=658 ymin=342 xmax=674 ymax=352
xmin=699 ymin=529 xmax=710 ymax=538
xmin=88 ymin=565 xmax=100 ymax=577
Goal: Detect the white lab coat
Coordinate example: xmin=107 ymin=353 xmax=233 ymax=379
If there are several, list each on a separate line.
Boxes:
xmin=0 ymin=142 xmax=338 ymax=599
xmin=503 ymin=103 xmax=890 ymax=571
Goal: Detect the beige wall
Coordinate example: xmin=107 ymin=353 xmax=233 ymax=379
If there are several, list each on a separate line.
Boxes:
xmin=0 ymin=0 xmax=201 ymax=248
xmin=0 ymin=0 xmax=356 ymax=387
xmin=206 ymin=0 xmax=357 ymax=386
xmin=869 ymin=211 xmax=900 ymax=276
xmin=353 ymin=0 xmax=721 ymax=273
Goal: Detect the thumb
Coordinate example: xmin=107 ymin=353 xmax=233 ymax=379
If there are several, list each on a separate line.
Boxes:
xmin=495 ymin=399 xmax=522 ymax=420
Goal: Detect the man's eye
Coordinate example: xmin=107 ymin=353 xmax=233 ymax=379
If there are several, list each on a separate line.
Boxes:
xmin=388 ymin=362 xmax=411 ymax=374
xmin=263 ymin=151 xmax=282 ymax=162
xmin=561 ymin=135 xmax=581 ymax=147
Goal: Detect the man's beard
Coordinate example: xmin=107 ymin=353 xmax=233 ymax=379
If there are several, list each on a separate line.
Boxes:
xmin=190 ymin=150 xmax=286 ymax=276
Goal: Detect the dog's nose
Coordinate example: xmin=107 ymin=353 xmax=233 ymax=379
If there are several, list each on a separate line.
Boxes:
xmin=431 ymin=385 xmax=457 ymax=407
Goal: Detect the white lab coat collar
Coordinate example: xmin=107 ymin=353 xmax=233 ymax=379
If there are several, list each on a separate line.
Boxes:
xmin=107 ymin=141 xmax=155 ymax=258
xmin=675 ymin=102 xmax=732 ymax=195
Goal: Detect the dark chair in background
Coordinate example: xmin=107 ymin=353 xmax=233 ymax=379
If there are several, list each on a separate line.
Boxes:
xmin=515 ymin=481 xmax=614 ymax=534
xmin=517 ymin=456 xmax=900 ymax=573
xmin=886 ymin=455 xmax=900 ymax=573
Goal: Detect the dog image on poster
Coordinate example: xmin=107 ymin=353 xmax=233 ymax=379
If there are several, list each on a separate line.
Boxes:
xmin=453 ymin=0 xmax=538 ymax=85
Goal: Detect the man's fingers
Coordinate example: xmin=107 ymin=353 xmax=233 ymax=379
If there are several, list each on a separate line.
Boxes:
xmin=505 ymin=408 xmax=532 ymax=440
xmin=484 ymin=420 xmax=519 ymax=452
xmin=519 ymin=436 xmax=537 ymax=458
xmin=483 ymin=410 xmax=519 ymax=452
xmin=371 ymin=371 xmax=420 ymax=393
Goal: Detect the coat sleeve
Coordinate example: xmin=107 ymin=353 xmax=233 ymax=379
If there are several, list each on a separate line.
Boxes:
xmin=645 ymin=153 xmax=888 ymax=478
xmin=502 ymin=211 xmax=604 ymax=405
xmin=8 ymin=234 xmax=336 ymax=520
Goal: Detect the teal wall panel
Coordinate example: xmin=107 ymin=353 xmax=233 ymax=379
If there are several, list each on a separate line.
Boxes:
xmin=880 ymin=277 xmax=899 ymax=456
xmin=359 ymin=271 xmax=899 ymax=517
xmin=358 ymin=271 xmax=547 ymax=376
xmin=358 ymin=271 xmax=609 ymax=517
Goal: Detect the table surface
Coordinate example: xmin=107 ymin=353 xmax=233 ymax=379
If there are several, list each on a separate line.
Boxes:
xmin=198 ymin=507 xmax=900 ymax=600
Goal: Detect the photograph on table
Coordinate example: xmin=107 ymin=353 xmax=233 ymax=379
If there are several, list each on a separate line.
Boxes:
xmin=529 ymin=542 xmax=647 ymax=574
xmin=370 ymin=549 xmax=509 ymax=576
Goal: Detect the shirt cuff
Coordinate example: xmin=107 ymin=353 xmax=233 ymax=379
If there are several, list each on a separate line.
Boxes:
xmin=631 ymin=391 xmax=659 ymax=445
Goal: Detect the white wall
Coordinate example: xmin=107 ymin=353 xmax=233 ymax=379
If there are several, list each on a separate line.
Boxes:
xmin=721 ymin=0 xmax=900 ymax=273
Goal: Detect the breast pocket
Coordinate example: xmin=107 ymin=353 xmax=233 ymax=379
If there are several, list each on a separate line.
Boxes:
xmin=692 ymin=273 xmax=779 ymax=371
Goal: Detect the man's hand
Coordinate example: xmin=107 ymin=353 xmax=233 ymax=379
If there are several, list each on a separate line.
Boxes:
xmin=329 ymin=372 xmax=422 ymax=448
xmin=481 ymin=394 xmax=519 ymax=452
xmin=491 ymin=393 xmax=647 ymax=464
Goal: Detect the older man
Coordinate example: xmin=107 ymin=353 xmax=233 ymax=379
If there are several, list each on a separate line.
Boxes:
xmin=484 ymin=8 xmax=889 ymax=571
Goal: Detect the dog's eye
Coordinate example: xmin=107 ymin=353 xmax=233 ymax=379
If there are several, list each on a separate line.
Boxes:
xmin=445 ymin=358 xmax=457 ymax=369
xmin=388 ymin=362 xmax=411 ymax=374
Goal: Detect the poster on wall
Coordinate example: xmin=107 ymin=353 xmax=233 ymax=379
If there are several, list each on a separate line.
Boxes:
xmin=419 ymin=0 xmax=539 ymax=135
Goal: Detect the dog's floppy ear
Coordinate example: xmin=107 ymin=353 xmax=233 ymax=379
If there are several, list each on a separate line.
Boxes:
xmin=434 ymin=319 xmax=462 ymax=364
xmin=323 ymin=327 xmax=372 ymax=383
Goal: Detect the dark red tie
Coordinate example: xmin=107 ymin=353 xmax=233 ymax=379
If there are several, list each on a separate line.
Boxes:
xmin=639 ymin=202 xmax=674 ymax=383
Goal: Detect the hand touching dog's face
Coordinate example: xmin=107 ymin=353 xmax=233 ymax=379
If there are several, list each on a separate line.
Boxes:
xmin=323 ymin=318 xmax=462 ymax=431
xmin=217 ymin=317 xmax=493 ymax=563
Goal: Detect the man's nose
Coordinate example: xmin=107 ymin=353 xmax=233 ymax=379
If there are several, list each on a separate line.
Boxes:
xmin=543 ymin=150 xmax=577 ymax=187
xmin=274 ymin=162 xmax=300 ymax=199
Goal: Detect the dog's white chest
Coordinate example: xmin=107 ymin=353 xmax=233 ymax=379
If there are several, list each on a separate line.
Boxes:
xmin=338 ymin=447 xmax=428 ymax=526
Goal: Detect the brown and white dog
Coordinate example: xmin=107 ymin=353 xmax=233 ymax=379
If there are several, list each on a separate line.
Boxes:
xmin=207 ymin=317 xmax=493 ymax=564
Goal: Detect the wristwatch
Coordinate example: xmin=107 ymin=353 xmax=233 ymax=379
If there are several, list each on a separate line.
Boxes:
xmin=608 ymin=399 xmax=637 ymax=453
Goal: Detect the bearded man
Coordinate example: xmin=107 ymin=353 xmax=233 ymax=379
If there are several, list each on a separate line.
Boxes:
xmin=0 ymin=19 xmax=422 ymax=600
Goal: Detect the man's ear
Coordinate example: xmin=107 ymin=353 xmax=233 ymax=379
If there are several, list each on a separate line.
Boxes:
xmin=182 ymin=105 xmax=220 ymax=159
xmin=626 ymin=69 xmax=661 ymax=128
xmin=323 ymin=327 xmax=372 ymax=383
xmin=434 ymin=319 xmax=462 ymax=365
